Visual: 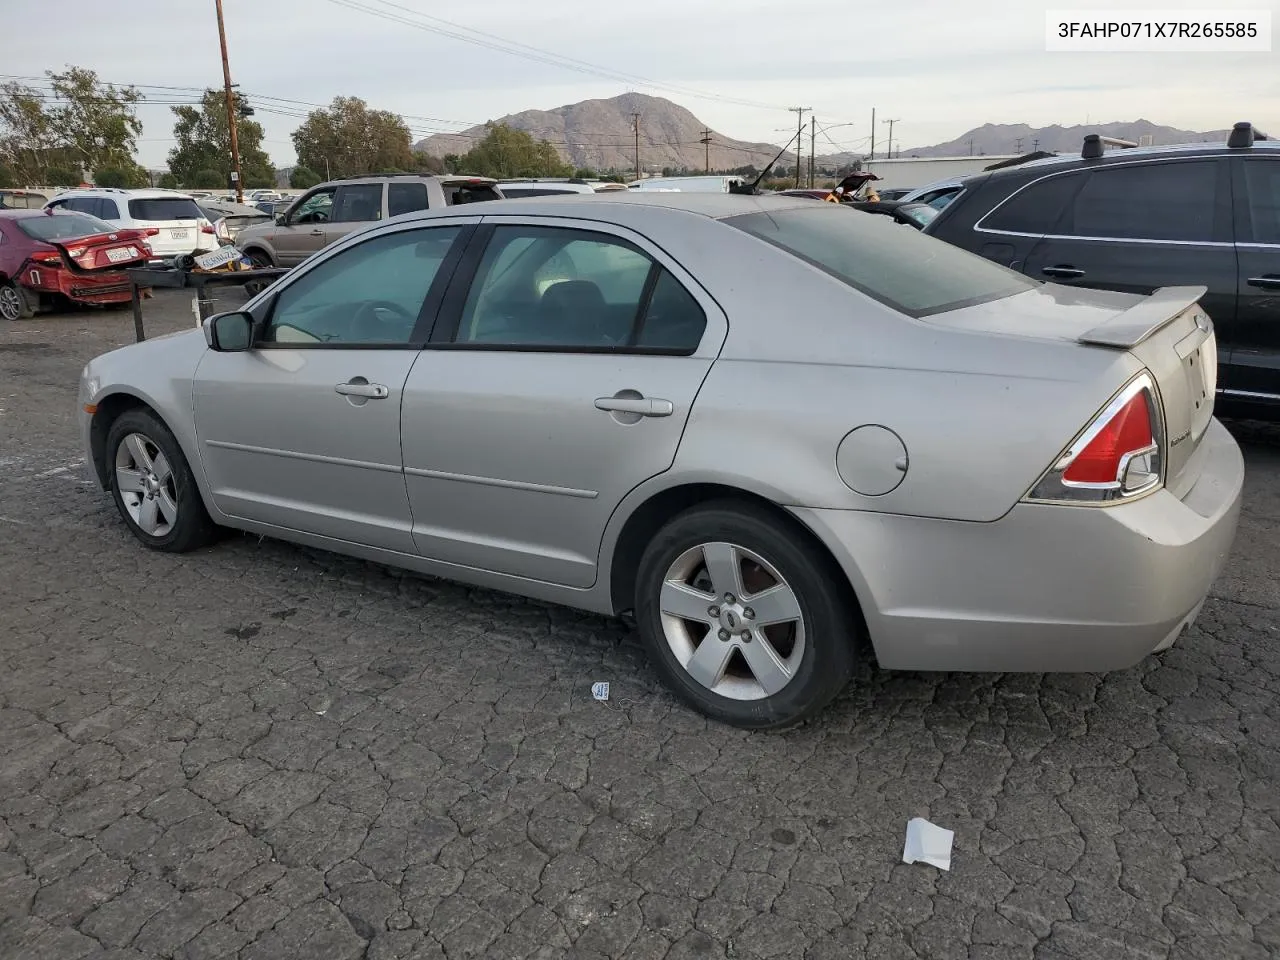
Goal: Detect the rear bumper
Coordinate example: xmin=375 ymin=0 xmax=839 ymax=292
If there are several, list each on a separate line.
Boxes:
xmin=21 ymin=265 xmax=136 ymax=305
xmin=793 ymin=417 xmax=1244 ymax=672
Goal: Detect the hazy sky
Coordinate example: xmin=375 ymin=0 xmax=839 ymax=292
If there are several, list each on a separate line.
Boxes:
xmin=4 ymin=0 xmax=1277 ymax=169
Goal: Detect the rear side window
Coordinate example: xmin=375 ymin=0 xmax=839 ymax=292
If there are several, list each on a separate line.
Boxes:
xmin=726 ymin=205 xmax=1033 ymax=317
xmin=332 ymin=184 xmax=383 ymax=223
xmin=981 ymin=172 xmax=1085 ymax=234
xmin=388 ymin=181 xmax=430 ymax=217
xmin=128 ymin=198 xmax=203 ymax=221
xmin=1061 ymin=160 xmax=1218 ymax=241
xmin=1243 ymin=159 xmax=1280 ymax=244
xmin=445 ymin=184 xmax=501 ymax=204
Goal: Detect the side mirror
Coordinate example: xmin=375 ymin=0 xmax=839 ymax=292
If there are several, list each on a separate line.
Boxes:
xmin=275 ymin=213 xmax=287 ymax=226
xmin=204 ymin=311 xmax=255 ymax=352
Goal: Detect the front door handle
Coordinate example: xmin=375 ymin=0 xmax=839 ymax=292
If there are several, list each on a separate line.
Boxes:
xmin=309 ymin=229 xmax=325 ymax=236
xmin=1043 ymin=265 xmax=1086 ymax=279
xmin=335 ymin=381 xmax=389 ymax=399
xmin=594 ymin=395 xmax=674 ymax=417
xmin=1247 ymin=275 xmax=1280 ymax=290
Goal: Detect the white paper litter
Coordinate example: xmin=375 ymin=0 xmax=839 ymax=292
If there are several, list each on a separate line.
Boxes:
xmin=591 ymin=682 xmax=610 ymax=701
xmin=902 ymin=817 xmax=954 ymax=871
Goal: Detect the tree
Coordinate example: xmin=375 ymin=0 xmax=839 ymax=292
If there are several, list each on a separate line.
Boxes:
xmin=47 ymin=67 xmax=143 ymax=175
xmin=168 ymin=90 xmax=275 ymax=190
xmin=94 ymin=164 xmax=148 ymax=188
xmin=573 ymin=167 xmax=597 ymax=180
xmin=0 ymin=163 xmax=13 ymax=188
xmin=442 ymin=153 xmax=462 ymax=174
xmin=157 ymin=172 xmax=179 ymax=189
xmin=45 ymin=166 xmax=81 ymax=187
xmin=291 ymin=97 xmax=413 ymax=179
xmin=289 ymin=165 xmax=322 ymax=189
xmin=412 ymin=151 xmax=445 ymax=175
xmin=0 ymin=81 xmax=57 ymax=183
xmin=454 ymin=124 xmax=572 ymax=179
xmin=191 ymin=169 xmax=222 ymax=189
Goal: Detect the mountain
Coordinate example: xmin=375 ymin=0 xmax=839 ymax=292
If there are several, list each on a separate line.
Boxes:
xmin=879 ymin=119 xmax=1232 ymax=160
xmin=414 ymin=93 xmax=784 ymax=173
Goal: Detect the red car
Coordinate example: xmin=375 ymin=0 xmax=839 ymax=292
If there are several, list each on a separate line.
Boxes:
xmin=0 ymin=209 xmax=153 ymax=321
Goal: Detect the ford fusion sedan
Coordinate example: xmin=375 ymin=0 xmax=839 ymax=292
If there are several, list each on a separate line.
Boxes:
xmin=77 ymin=194 xmax=1243 ymax=728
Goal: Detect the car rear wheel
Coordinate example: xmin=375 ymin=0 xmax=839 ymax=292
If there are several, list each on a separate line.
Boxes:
xmin=635 ymin=501 xmax=858 ymax=729
xmin=0 ymin=282 xmax=33 ymax=321
xmin=105 ymin=409 xmax=218 ymax=553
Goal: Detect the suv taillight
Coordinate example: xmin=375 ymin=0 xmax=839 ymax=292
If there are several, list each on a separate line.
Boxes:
xmin=1025 ymin=373 xmax=1164 ymax=505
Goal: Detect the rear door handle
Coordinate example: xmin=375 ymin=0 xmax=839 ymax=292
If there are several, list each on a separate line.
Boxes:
xmin=594 ymin=395 xmax=674 ymax=417
xmin=1042 ymin=265 xmax=1086 ymax=279
xmin=1247 ymin=275 xmax=1280 ymax=290
xmin=335 ymin=381 xmax=389 ymax=399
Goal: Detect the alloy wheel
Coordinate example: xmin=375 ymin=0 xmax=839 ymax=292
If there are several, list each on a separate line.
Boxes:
xmin=659 ymin=540 xmax=806 ymax=700
xmin=114 ymin=432 xmax=179 ymax=538
xmin=0 ymin=285 xmax=22 ymax=321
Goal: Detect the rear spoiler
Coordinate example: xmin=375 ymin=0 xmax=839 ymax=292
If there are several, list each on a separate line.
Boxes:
xmin=1077 ymin=285 xmax=1207 ymax=348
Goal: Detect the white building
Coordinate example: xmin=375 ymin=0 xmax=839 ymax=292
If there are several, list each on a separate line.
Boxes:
xmin=863 ymin=155 xmax=1024 ymax=191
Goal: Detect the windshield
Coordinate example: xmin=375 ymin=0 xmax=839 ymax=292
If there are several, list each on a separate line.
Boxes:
xmin=127 ymin=197 xmax=203 ymax=221
xmin=900 ymin=204 xmax=938 ymax=227
xmin=725 ymin=205 xmax=1033 ymax=317
xmin=16 ymin=212 xmax=117 ymax=241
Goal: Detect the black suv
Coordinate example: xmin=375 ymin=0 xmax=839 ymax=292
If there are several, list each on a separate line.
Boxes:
xmin=926 ymin=122 xmax=1280 ymax=420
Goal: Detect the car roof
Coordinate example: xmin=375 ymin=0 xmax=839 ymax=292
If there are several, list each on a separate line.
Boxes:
xmin=976 ymin=136 xmax=1280 ymax=183
xmin=484 ymin=191 xmax=817 ymax=219
xmin=56 ymin=187 xmax=200 ymax=199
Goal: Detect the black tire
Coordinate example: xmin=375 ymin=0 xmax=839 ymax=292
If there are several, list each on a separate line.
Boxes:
xmin=105 ymin=408 xmax=219 ymax=553
xmin=243 ymin=250 xmax=274 ymax=297
xmin=635 ymin=500 xmax=858 ymax=730
xmin=0 ymin=281 xmax=34 ymax=321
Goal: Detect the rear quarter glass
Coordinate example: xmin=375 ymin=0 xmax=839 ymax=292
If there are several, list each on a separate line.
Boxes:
xmin=725 ymin=205 xmax=1034 ymax=318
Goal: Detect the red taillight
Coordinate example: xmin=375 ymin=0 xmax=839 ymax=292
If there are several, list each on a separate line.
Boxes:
xmin=1025 ymin=374 xmax=1165 ymax=505
xmin=1061 ymin=392 xmax=1153 ymax=484
xmin=201 ymin=224 xmax=215 ymax=234
xmin=31 ymin=251 xmax=62 ymax=263
xmin=145 ymin=228 xmax=160 ymax=236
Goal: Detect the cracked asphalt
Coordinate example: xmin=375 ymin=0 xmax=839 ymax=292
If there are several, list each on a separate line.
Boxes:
xmin=2 ymin=289 xmax=1279 ymax=960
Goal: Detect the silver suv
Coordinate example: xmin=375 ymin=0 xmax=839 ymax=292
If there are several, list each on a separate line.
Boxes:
xmin=236 ymin=174 xmax=503 ymax=268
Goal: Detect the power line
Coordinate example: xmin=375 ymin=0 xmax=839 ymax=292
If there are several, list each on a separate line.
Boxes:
xmin=322 ymin=0 xmax=793 ymax=113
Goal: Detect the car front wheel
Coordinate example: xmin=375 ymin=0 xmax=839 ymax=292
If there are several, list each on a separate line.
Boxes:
xmin=635 ymin=501 xmax=858 ymax=729
xmin=105 ymin=409 xmax=218 ymax=552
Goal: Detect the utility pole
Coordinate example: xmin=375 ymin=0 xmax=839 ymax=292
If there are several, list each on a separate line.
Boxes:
xmin=1014 ymin=137 xmax=1024 ymax=153
xmin=882 ymin=118 xmax=900 ymax=161
xmin=968 ymin=137 xmax=975 ymax=156
xmin=809 ymin=116 xmax=816 ymax=187
xmin=631 ymin=112 xmax=642 ymax=183
xmin=214 ymin=0 xmax=244 ymax=204
xmin=869 ymin=107 xmax=876 ymax=161
xmin=1032 ymin=138 xmax=1040 ymax=151
xmin=788 ymin=107 xmax=809 ymax=189
xmin=700 ymin=127 xmax=712 ymax=174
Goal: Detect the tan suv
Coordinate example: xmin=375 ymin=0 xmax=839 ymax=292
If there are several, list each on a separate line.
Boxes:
xmin=235 ymin=174 xmax=503 ymax=268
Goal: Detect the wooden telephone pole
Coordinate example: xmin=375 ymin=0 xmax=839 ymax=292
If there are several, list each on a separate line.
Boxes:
xmin=700 ymin=127 xmax=713 ymax=174
xmin=631 ymin=112 xmax=642 ymax=183
xmin=808 ymin=116 xmax=816 ymax=187
xmin=789 ymin=107 xmax=810 ymax=189
xmin=214 ymin=0 xmax=244 ymax=203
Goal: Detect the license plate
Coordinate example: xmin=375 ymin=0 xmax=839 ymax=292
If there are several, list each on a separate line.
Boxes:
xmin=106 ymin=247 xmax=138 ymax=263
xmin=170 ymin=228 xmax=189 ymax=240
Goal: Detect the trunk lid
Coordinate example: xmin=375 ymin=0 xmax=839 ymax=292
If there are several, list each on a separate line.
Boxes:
xmin=930 ymin=282 xmax=1217 ymax=498
xmin=49 ymin=231 xmax=151 ymax=272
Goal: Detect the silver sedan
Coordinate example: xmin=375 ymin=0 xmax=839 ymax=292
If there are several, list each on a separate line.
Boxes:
xmin=78 ymin=194 xmax=1244 ymax=729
